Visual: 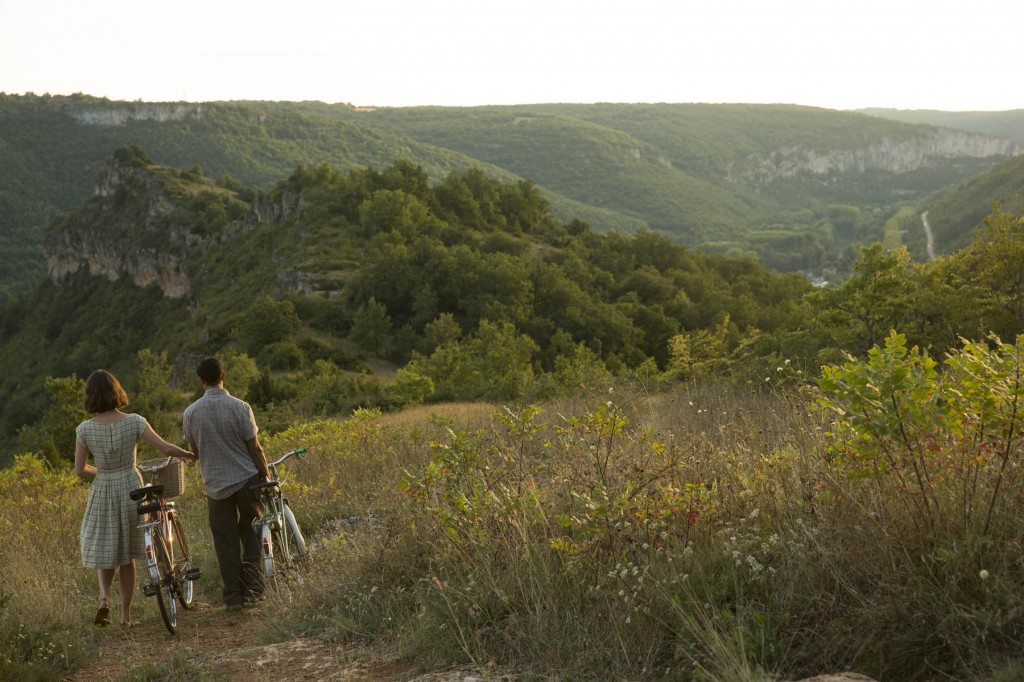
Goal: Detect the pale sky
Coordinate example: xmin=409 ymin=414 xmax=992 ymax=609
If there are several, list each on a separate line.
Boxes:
xmin=2 ymin=0 xmax=1022 ymax=111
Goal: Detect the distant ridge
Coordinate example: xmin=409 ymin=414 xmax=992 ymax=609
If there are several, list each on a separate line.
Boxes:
xmin=859 ymin=107 xmax=1024 ymax=144
xmin=1 ymin=94 xmax=1022 ymax=298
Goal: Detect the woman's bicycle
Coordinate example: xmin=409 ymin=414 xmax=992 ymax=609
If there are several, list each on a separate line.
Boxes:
xmin=130 ymin=480 xmax=201 ymax=634
xmin=251 ymin=448 xmax=309 ymax=596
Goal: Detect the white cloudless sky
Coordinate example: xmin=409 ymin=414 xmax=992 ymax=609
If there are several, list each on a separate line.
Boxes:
xmin=1 ymin=0 xmax=1021 ymax=111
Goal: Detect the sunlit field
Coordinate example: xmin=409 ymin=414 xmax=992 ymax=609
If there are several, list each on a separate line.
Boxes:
xmin=4 ymin=334 xmax=1024 ymax=681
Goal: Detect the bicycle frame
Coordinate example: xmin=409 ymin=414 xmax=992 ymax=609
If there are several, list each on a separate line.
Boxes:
xmin=131 ymin=484 xmax=199 ymax=633
xmin=139 ymin=512 xmax=168 ymax=587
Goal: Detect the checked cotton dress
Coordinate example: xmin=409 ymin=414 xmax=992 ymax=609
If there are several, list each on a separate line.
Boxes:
xmin=77 ymin=413 xmax=148 ymax=569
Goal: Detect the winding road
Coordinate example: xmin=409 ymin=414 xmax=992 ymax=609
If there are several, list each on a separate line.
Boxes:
xmin=920 ymin=211 xmax=936 ymax=261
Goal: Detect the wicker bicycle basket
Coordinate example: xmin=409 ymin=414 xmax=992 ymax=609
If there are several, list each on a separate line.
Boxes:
xmin=137 ymin=458 xmax=185 ymax=498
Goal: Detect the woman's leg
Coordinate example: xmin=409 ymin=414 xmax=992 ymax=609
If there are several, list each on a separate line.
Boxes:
xmin=97 ymin=568 xmax=114 ymax=605
xmin=95 ymin=569 xmax=113 ymax=625
xmin=118 ymin=561 xmax=136 ymax=625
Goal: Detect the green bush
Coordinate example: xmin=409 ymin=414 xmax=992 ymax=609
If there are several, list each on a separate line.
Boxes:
xmin=259 ymin=341 xmax=307 ymax=371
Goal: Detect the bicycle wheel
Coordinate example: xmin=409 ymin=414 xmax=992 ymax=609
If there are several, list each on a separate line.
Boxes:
xmin=169 ymin=513 xmax=194 ymax=608
xmin=278 ymin=523 xmax=305 ymax=587
xmin=261 ymin=524 xmax=299 ymax=600
xmin=283 ymin=502 xmax=308 ymax=559
xmin=154 ymin=534 xmax=178 ymax=634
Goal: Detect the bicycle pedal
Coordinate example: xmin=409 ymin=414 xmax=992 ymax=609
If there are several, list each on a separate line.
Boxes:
xmin=185 ymin=568 xmax=203 ymax=580
xmin=143 ymin=584 xmax=159 ymax=596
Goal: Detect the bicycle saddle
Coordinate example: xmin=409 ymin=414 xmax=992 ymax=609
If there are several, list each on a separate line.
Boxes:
xmin=130 ymin=485 xmax=164 ymax=501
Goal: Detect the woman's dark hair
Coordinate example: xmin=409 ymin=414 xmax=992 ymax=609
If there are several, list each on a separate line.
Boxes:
xmin=196 ymin=356 xmax=226 ymax=386
xmin=84 ymin=370 xmax=129 ymax=414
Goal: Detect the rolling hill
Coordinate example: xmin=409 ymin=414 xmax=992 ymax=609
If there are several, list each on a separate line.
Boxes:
xmin=860 ymin=107 xmax=1024 ymax=144
xmin=2 ymin=94 xmax=1022 ymax=301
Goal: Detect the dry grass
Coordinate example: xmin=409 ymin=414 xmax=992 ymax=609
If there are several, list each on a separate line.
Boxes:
xmin=6 ymin=371 xmax=1024 ymax=681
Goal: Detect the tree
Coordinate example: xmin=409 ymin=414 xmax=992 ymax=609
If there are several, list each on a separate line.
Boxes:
xmin=468 ymin=320 xmax=539 ymax=401
xmin=112 ymin=144 xmax=150 ymax=167
xmin=387 ymin=366 xmax=435 ymax=407
xmin=350 ymin=297 xmax=393 ymax=356
xmin=667 ymin=314 xmax=732 ymax=379
xmin=809 ymin=244 xmax=916 ymax=355
xmin=424 ymin=313 xmax=462 ymax=351
xmin=17 ymin=375 xmax=87 ymax=467
xmin=233 ymin=296 xmax=302 ymax=353
xmin=436 ymin=171 xmax=484 ymax=227
xmin=220 ymin=351 xmax=259 ymax=401
xmin=944 ymin=209 xmax=1024 ymax=340
xmin=133 ymin=349 xmax=178 ymax=438
xmin=552 ymin=341 xmax=612 ymax=390
xmin=357 ymin=189 xmax=441 ymax=240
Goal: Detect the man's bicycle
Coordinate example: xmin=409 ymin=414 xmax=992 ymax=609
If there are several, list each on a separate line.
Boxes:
xmin=130 ymin=478 xmax=201 ymax=634
xmin=251 ymin=448 xmax=309 ymax=596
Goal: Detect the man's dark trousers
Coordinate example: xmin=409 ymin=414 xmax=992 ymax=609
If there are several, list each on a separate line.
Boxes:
xmin=207 ymin=473 xmax=264 ymax=607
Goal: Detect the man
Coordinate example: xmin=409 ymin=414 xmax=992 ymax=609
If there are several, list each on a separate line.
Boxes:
xmin=183 ymin=356 xmax=269 ymax=609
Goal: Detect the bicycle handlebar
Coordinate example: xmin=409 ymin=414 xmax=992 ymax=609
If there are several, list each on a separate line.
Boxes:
xmin=269 ymin=447 xmax=307 ymax=468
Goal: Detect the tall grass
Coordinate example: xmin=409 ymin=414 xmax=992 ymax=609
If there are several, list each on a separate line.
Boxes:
xmin=265 ymin=337 xmax=1024 ymax=680
xmin=0 ymin=454 xmax=214 ymax=680
xmin=0 ymin=456 xmax=92 ymax=679
xmin=5 ymin=335 xmax=1024 ymax=680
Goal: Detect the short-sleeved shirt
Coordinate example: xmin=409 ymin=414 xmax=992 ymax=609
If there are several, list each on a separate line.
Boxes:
xmin=182 ymin=388 xmax=259 ymax=500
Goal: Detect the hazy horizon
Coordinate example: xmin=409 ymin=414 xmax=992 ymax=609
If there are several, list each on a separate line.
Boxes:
xmin=2 ymin=0 xmax=1022 ymax=113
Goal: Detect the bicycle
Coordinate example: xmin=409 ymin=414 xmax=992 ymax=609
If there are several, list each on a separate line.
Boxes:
xmin=251 ymin=448 xmax=309 ymax=596
xmin=130 ymin=477 xmax=201 ymax=634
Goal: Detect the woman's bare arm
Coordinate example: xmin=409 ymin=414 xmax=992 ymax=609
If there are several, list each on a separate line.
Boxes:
xmin=141 ymin=423 xmax=196 ymax=461
xmin=74 ymin=440 xmax=96 ymax=479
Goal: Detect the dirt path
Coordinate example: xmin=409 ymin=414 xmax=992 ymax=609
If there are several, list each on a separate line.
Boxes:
xmin=65 ymin=597 xmax=484 ymax=681
xmin=64 ymin=595 xmax=869 ymax=681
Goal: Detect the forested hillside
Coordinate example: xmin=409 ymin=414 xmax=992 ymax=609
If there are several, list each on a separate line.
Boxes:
xmin=5 ymin=104 xmax=1024 ymax=682
xmin=862 ymin=107 xmax=1024 ymax=144
xmin=2 ymin=94 xmax=1021 ymax=301
xmin=917 ymin=154 xmax=1024 ymax=254
xmin=0 ymin=148 xmax=809 ymax=460
xmin=2 ymin=148 xmax=1023 ymax=466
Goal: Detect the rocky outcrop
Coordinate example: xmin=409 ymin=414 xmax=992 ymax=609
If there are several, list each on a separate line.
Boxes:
xmin=65 ymin=102 xmax=202 ymax=126
xmin=730 ymin=129 xmax=1022 ymax=184
xmin=45 ymin=225 xmax=192 ymax=298
xmin=42 ymin=156 xmax=311 ymax=301
xmin=44 ymin=159 xmax=197 ymax=298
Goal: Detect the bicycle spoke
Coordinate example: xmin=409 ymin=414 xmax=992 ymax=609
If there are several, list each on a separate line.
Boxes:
xmin=154 ymin=536 xmax=177 ymax=633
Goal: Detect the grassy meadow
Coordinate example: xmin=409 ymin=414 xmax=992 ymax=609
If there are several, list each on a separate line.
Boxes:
xmin=3 ymin=334 xmax=1024 ymax=681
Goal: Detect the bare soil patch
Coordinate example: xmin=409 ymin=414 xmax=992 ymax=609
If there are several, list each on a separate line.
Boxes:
xmin=65 ymin=597 xmax=484 ymax=681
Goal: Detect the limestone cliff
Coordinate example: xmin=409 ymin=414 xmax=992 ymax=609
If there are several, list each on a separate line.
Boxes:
xmin=65 ymin=102 xmax=203 ymax=126
xmin=42 ymin=153 xmax=308 ymax=301
xmin=44 ymin=156 xmax=206 ymax=299
xmin=730 ymin=128 xmax=1023 ymax=184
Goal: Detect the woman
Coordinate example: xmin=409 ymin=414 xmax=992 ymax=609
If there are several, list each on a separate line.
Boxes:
xmin=74 ymin=369 xmax=195 ymax=628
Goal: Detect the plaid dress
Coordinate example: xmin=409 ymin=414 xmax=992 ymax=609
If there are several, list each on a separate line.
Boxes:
xmin=77 ymin=413 xmax=148 ymax=569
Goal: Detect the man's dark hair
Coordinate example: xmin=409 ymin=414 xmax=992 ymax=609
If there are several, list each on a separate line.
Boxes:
xmin=196 ymin=357 xmax=226 ymax=386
